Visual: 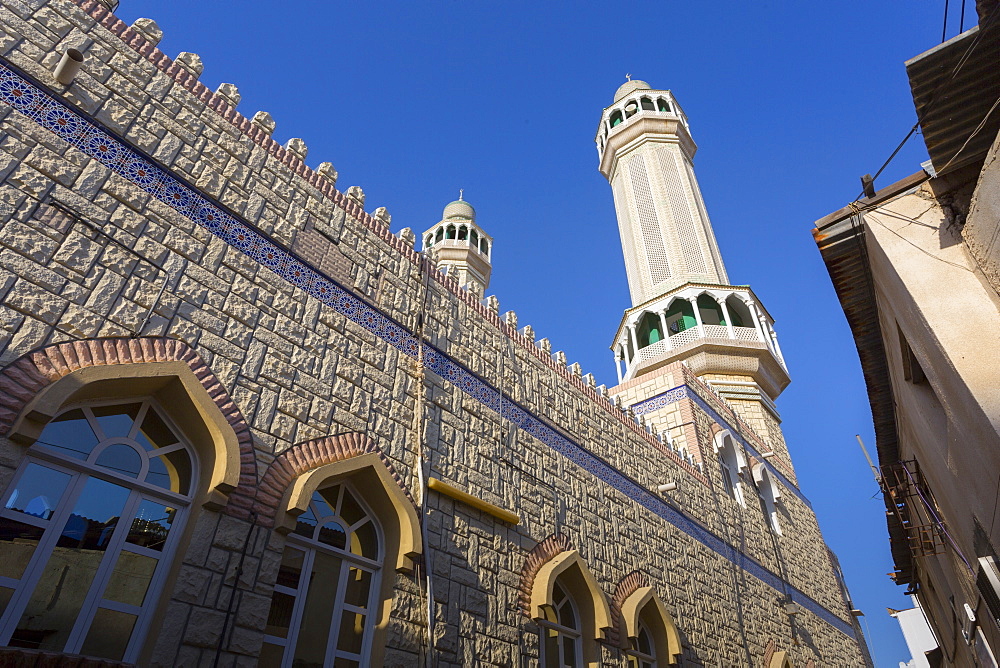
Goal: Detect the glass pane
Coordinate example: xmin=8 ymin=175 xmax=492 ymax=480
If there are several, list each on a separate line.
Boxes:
xmin=277 ymin=547 xmax=305 ymax=589
xmin=336 ymin=610 xmax=366 ymax=654
xmin=126 ymin=499 xmax=175 ymax=551
xmin=339 ymin=489 xmax=366 ymax=527
xmin=134 ymin=407 xmax=178 ymax=451
xmin=36 ymin=409 xmax=98 ymax=460
xmin=10 ymin=477 xmax=128 ymax=650
xmin=318 ymin=520 xmax=347 ymax=550
xmin=563 ymin=635 xmax=579 ymax=668
xmin=79 ymin=607 xmax=137 ymax=661
xmin=344 ymin=567 xmax=373 ymax=608
xmin=91 ymin=403 xmax=141 ymax=440
xmin=145 ymin=449 xmax=192 ymax=495
xmin=95 ymin=444 xmax=143 ymax=478
xmin=5 ymin=463 xmax=71 ymax=520
xmin=292 ymin=551 xmax=342 ymax=667
xmin=0 ymin=517 xmax=46 ymax=579
xmin=0 ymin=586 xmax=13 ymax=612
xmin=350 ymin=521 xmax=378 ymax=560
xmin=637 ymin=625 xmax=651 ymax=654
xmin=103 ymin=550 xmax=157 ymax=607
xmin=333 ymin=658 xmax=360 ymax=668
xmin=265 ymin=590 xmax=296 ymax=638
xmin=543 ymin=629 xmax=560 ymax=668
xmin=259 ymin=642 xmax=285 ymax=665
xmin=312 ymin=490 xmax=336 ymax=519
xmin=294 ymin=504 xmax=317 ymax=538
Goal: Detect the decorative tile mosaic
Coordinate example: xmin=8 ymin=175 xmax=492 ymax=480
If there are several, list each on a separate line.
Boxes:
xmin=0 ymin=61 xmax=853 ymax=639
xmin=632 ymin=385 xmax=810 ymax=508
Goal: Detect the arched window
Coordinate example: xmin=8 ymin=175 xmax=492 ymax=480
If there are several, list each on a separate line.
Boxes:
xmin=625 ymin=620 xmax=656 ymax=667
xmin=611 ymin=110 xmax=623 ymax=127
xmin=480 ymin=239 xmax=489 ymax=256
xmin=260 ymin=482 xmax=383 ymax=667
xmin=657 ymin=99 xmax=671 ymax=113
xmin=540 ymin=580 xmax=584 ymax=667
xmin=714 ymin=431 xmax=746 ymax=506
xmin=636 ymin=312 xmax=663 ymax=348
xmin=640 ymin=97 xmax=655 ymax=111
xmin=696 ymin=294 xmax=726 ymax=326
xmin=435 ymin=227 xmax=444 ymax=243
xmin=445 ymin=225 xmax=456 ymax=240
xmin=619 ymin=586 xmax=682 ymax=666
xmin=665 ymin=300 xmax=696 ymax=335
xmin=424 ymin=234 xmax=433 ymax=249
xmin=470 ymin=229 xmax=479 ymax=248
xmin=753 ymin=464 xmax=783 ymax=535
xmin=624 ymin=101 xmax=638 ymax=118
xmin=0 ymin=399 xmax=197 ymax=662
xmin=457 ymin=225 xmax=468 ymax=241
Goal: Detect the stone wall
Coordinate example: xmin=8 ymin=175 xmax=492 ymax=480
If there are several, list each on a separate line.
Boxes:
xmin=0 ymin=0 xmax=866 ymax=665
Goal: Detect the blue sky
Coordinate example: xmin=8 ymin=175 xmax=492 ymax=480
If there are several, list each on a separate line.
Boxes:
xmin=115 ymin=1 xmax=973 ymax=663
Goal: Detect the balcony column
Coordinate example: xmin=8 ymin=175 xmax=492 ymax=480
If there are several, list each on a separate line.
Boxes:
xmin=768 ymin=323 xmax=786 ymax=365
xmin=615 ymin=349 xmax=624 ymax=384
xmin=628 ymin=321 xmax=640 ymax=357
xmin=658 ymin=309 xmax=673 ymax=350
xmin=745 ymin=297 xmax=766 ymax=344
xmin=718 ymin=295 xmax=736 ymax=339
xmin=688 ymin=296 xmax=705 ymax=338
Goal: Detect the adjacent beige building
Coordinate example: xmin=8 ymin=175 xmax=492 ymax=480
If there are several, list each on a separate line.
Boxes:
xmin=814 ymin=2 xmax=1000 ymax=665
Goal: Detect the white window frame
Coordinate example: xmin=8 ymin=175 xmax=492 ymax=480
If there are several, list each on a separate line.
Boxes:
xmin=261 ymin=481 xmax=384 ymax=668
xmin=538 ymin=581 xmax=584 ymax=668
xmin=0 ymin=398 xmax=196 ymax=663
xmin=624 ymin=618 xmax=658 ymax=668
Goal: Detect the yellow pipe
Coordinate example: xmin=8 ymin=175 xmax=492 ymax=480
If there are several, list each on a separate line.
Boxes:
xmin=427 ymin=477 xmax=520 ymax=525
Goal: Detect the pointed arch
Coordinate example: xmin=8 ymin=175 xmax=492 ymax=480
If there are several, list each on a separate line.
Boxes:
xmin=248 ymin=433 xmax=419 ymax=572
xmin=620 ymin=587 xmax=683 ymax=665
xmin=770 ymin=650 xmax=794 ymax=668
xmin=0 ymin=337 xmax=252 ymax=510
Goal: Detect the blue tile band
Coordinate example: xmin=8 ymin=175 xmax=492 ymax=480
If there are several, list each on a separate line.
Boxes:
xmin=0 ymin=60 xmax=853 ymax=639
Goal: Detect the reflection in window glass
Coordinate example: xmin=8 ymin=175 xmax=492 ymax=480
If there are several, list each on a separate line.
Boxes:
xmin=36 ymin=409 xmax=98 ymax=459
xmin=259 ymin=642 xmax=285 ymax=665
xmin=4 ymin=463 xmax=71 ymax=520
xmin=103 ymin=550 xmax=157 ymax=607
xmin=79 ymin=607 xmax=137 ymax=661
xmin=0 ymin=517 xmax=45 ymax=580
xmin=265 ymin=482 xmax=382 ymax=666
xmin=95 ymin=443 xmax=143 ymax=478
xmin=0 ymin=399 xmax=196 ymax=663
xmin=91 ymin=403 xmax=141 ymax=440
xmin=293 ymin=551 xmax=342 ymax=666
xmin=126 ymin=499 xmax=174 ymax=551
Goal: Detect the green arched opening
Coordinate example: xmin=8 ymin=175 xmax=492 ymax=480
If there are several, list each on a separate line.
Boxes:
xmin=665 ymin=300 xmax=696 ymax=334
xmin=657 ymin=99 xmax=671 ymax=113
xmin=697 ymin=294 xmax=726 ymax=326
xmin=636 ymin=312 xmax=663 ymax=349
xmin=470 ymin=229 xmax=479 ymax=247
xmin=611 ymin=110 xmax=623 ymax=127
xmin=435 ymin=227 xmax=444 ymax=243
xmin=446 ymin=225 xmax=456 ymax=240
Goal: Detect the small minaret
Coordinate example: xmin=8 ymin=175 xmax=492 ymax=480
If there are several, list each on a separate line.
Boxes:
xmin=422 ymin=193 xmax=493 ymax=293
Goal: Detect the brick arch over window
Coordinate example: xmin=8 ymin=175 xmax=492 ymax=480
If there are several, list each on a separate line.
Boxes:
xmin=612 ymin=572 xmax=683 ymax=664
xmin=519 ymin=532 xmax=575 ymax=616
xmin=247 ymin=433 xmax=420 ymax=572
xmin=245 ymin=432 xmax=414 ymax=525
xmin=0 ymin=337 xmax=254 ymax=510
xmin=610 ymin=571 xmax=649 ymax=645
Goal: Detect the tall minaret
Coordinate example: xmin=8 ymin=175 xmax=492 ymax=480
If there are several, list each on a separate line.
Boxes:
xmin=597 ymin=79 xmax=729 ymax=306
xmin=599 ymin=80 xmax=790 ymax=440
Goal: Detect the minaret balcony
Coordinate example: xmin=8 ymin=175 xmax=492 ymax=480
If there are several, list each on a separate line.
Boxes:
xmin=611 ymin=284 xmax=791 ymax=399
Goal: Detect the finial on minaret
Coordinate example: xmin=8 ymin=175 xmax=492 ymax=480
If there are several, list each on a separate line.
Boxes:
xmin=459 ymin=188 xmax=464 ymax=201
xmin=625 ymin=73 xmax=631 ymax=81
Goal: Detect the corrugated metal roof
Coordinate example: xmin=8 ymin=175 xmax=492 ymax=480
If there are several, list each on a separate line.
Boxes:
xmin=906 ymin=11 xmax=1000 ymax=176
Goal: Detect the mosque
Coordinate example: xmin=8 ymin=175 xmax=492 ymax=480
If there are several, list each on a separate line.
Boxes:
xmin=0 ymin=0 xmax=871 ymax=665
